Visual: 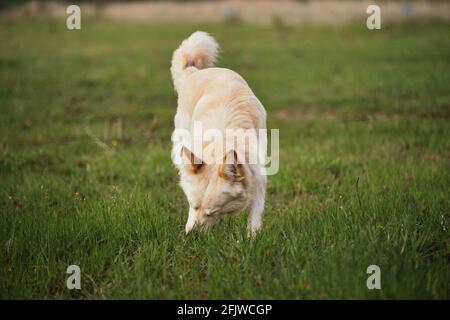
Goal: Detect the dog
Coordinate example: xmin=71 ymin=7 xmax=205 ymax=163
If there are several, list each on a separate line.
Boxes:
xmin=170 ymin=31 xmax=267 ymax=235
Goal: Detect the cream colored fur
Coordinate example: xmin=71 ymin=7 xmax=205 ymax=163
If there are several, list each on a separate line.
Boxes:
xmin=170 ymin=31 xmax=267 ymax=235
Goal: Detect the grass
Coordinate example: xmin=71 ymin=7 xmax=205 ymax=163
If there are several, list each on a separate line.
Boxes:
xmin=0 ymin=17 xmax=449 ymax=299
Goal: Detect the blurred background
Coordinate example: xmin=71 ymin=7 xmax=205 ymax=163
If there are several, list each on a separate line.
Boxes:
xmin=1 ymin=0 xmax=450 ymax=24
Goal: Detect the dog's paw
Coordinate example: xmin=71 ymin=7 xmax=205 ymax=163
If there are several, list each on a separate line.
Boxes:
xmin=247 ymin=223 xmax=262 ymax=238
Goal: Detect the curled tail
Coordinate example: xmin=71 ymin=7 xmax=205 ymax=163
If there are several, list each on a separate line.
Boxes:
xmin=170 ymin=31 xmax=219 ymax=92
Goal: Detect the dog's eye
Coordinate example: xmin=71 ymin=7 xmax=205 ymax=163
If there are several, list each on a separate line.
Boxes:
xmin=188 ymin=200 xmax=196 ymax=209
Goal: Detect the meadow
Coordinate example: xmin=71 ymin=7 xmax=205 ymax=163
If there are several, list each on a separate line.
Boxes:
xmin=0 ymin=17 xmax=449 ymax=299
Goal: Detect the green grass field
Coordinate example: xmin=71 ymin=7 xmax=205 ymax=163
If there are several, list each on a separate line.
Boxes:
xmin=0 ymin=17 xmax=449 ymax=299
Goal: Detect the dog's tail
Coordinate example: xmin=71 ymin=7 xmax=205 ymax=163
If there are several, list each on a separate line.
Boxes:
xmin=170 ymin=31 xmax=219 ymax=92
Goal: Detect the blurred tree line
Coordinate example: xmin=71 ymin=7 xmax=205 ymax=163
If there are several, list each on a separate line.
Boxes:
xmin=1 ymin=0 xmax=444 ymax=11
xmin=0 ymin=0 xmax=223 ymax=11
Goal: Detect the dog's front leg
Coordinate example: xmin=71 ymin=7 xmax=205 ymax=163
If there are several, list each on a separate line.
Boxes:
xmin=185 ymin=206 xmax=198 ymax=234
xmin=247 ymin=175 xmax=266 ymax=236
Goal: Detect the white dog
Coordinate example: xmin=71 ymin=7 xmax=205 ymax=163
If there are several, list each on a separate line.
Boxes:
xmin=170 ymin=31 xmax=267 ymax=235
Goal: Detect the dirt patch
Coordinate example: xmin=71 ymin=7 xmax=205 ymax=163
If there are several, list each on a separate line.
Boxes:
xmin=273 ymin=108 xmax=450 ymax=123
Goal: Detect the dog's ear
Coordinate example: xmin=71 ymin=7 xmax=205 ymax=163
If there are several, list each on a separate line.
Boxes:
xmin=181 ymin=146 xmax=204 ymax=173
xmin=220 ymin=150 xmax=245 ymax=181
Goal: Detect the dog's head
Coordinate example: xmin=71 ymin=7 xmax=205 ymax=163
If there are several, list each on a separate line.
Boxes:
xmin=179 ymin=146 xmax=249 ymax=227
